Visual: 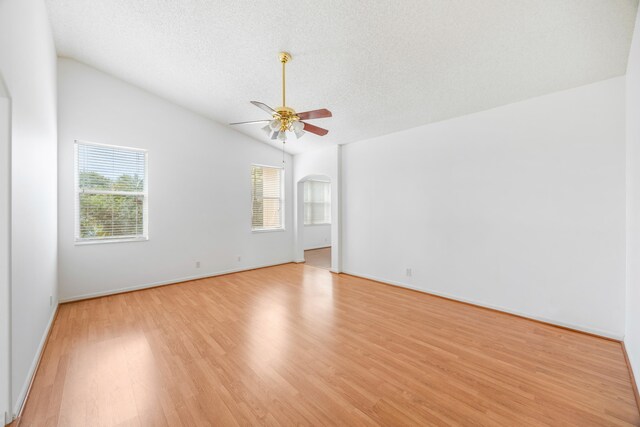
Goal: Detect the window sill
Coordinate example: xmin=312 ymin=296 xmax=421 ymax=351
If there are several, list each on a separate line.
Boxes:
xmin=75 ymin=237 xmax=149 ymax=246
xmin=304 ymin=223 xmax=332 ymax=226
xmin=252 ymin=228 xmax=286 ymax=233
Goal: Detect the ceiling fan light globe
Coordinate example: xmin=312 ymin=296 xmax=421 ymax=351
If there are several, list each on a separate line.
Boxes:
xmin=269 ymin=119 xmax=281 ymax=131
xmin=294 ymin=128 xmax=305 ymax=139
xmin=261 ymin=124 xmax=272 ymax=136
xmin=278 ymin=131 xmax=287 ymax=141
xmin=292 ymin=121 xmax=304 ymax=132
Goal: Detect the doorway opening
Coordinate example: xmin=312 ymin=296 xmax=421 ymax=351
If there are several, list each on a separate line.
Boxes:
xmin=297 ymin=175 xmax=332 ymax=270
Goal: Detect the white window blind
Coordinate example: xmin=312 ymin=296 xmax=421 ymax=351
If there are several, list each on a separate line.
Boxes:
xmin=75 ymin=141 xmax=148 ymax=242
xmin=251 ymin=165 xmax=284 ymax=230
xmin=304 ymin=180 xmax=331 ymax=225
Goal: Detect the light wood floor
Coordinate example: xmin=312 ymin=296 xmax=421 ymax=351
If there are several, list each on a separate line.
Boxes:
xmin=18 ymin=264 xmax=640 ymax=426
xmin=304 ymin=247 xmax=331 ymax=270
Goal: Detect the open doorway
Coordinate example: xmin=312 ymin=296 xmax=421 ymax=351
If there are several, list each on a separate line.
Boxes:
xmin=297 ymin=175 xmax=332 ymax=270
xmin=302 ymin=178 xmax=331 ymax=269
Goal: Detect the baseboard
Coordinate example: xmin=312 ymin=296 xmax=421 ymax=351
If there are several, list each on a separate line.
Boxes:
xmin=59 ymin=260 xmax=294 ymax=303
xmin=12 ymin=304 xmax=58 ymax=419
xmin=622 ymin=341 xmax=640 ymax=415
xmin=341 ymin=270 xmax=623 ymax=341
xmin=304 ymin=245 xmax=331 ymax=251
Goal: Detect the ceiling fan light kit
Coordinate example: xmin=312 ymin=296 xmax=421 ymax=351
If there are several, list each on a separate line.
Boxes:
xmin=230 ymin=52 xmax=332 ymax=144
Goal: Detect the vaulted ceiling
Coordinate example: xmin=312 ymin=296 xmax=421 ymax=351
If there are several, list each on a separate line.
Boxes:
xmin=47 ymin=0 xmax=638 ymax=154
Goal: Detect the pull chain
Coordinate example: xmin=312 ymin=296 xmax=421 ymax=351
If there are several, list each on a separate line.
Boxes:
xmin=282 ymin=141 xmax=285 ymax=165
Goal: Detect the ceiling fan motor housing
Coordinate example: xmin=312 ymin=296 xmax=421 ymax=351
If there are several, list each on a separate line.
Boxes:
xmin=275 ymin=106 xmax=299 ymax=132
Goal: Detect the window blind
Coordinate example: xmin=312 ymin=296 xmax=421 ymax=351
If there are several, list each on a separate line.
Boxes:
xmin=304 ymin=180 xmax=331 ymax=225
xmin=75 ymin=142 xmax=148 ymax=241
xmin=251 ymin=165 xmax=283 ymax=230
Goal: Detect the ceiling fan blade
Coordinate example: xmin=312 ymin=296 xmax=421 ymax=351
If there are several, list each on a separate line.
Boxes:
xmin=251 ymin=101 xmax=277 ymax=116
xmin=297 ymin=109 xmax=332 ymax=120
xmin=301 ymin=122 xmax=329 ymax=136
xmin=229 ymin=119 xmax=271 ymax=125
xmin=271 ymin=131 xmax=279 ymax=140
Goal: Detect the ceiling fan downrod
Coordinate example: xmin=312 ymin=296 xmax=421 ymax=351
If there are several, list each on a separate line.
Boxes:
xmin=279 ymin=52 xmax=291 ymax=108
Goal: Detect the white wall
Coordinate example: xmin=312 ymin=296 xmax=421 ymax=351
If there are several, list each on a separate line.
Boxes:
xmin=0 ymin=77 xmax=11 ymax=425
xmin=0 ymin=0 xmax=58 ymax=418
xmin=342 ymin=77 xmax=627 ymax=338
xmin=303 ymin=224 xmax=331 ymax=250
xmin=57 ymin=59 xmax=294 ymax=301
xmin=625 ymin=5 xmax=640 ymax=388
xmin=293 ymin=146 xmax=341 ymax=271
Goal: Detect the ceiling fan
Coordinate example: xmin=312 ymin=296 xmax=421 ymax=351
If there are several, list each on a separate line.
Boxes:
xmin=230 ymin=52 xmax=332 ymax=142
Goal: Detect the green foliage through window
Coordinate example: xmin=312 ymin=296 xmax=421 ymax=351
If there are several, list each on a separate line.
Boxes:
xmin=76 ymin=143 xmax=147 ymax=240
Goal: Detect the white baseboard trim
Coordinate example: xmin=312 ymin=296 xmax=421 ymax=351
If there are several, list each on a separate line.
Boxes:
xmin=13 ymin=303 xmax=58 ymax=418
xmin=59 ymin=260 xmax=294 ymax=303
xmin=342 ymin=270 xmax=623 ymax=341
xmin=304 ymin=245 xmax=331 ymax=251
xmin=621 ymin=341 xmax=640 ymax=414
xmin=294 ymin=259 xmax=305 ymax=263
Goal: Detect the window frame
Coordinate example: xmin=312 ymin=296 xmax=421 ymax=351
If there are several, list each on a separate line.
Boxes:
xmin=303 ymin=179 xmax=331 ymax=226
xmin=250 ymin=164 xmax=285 ymax=232
xmin=74 ymin=140 xmax=149 ymax=245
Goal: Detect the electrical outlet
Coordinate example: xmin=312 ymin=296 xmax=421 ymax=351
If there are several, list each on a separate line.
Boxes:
xmin=195 ymin=261 xmax=201 ymax=268
xmin=406 ymin=268 xmax=412 ymax=277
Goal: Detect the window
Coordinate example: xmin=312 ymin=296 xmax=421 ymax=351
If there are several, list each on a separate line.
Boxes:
xmin=304 ymin=180 xmax=331 ymax=225
xmin=251 ymin=165 xmax=284 ymax=231
xmin=75 ymin=141 xmax=148 ymax=243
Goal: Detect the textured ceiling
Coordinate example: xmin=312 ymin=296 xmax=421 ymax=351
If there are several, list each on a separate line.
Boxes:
xmin=46 ymin=0 xmax=638 ymax=154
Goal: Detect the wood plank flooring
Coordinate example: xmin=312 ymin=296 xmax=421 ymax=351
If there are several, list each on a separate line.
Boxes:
xmin=18 ymin=264 xmax=640 ymax=426
xmin=304 ymin=247 xmax=331 ymax=270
